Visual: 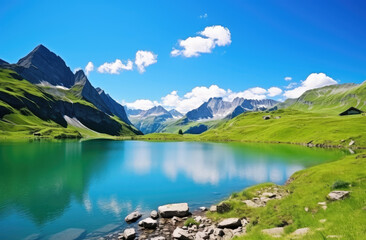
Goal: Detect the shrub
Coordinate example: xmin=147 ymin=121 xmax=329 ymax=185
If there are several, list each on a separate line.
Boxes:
xmin=184 ymin=217 xmax=199 ymax=227
xmin=331 ymin=180 xmax=350 ymax=189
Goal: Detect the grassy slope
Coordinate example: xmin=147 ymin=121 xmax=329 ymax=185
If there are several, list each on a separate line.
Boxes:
xmin=0 ymin=69 xmax=137 ymax=140
xmin=208 ymin=153 xmax=366 ymax=239
xmin=158 ymin=117 xmax=225 ymax=134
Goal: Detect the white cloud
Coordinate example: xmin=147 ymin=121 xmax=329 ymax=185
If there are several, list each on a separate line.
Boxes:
xmin=284 ymin=77 xmax=292 ymax=81
xmin=225 ymin=87 xmax=268 ymax=102
xmin=98 ymin=59 xmax=133 ymax=74
xmin=285 ymin=82 xmax=298 ymax=89
xmin=135 ymin=50 xmax=157 ymax=73
xmin=84 ymin=62 xmax=94 ymax=76
xmin=124 ymin=99 xmax=159 ymax=110
xmin=284 ymin=73 xmax=337 ymax=98
xmin=267 ymin=87 xmax=283 ymax=97
xmin=171 ymin=25 xmax=231 ymax=57
xmin=200 ymin=13 xmax=208 ymax=19
xmin=200 ymin=25 xmax=231 ymax=46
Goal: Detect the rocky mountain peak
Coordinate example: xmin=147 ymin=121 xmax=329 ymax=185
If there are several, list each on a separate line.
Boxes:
xmin=16 ymin=44 xmax=75 ymax=88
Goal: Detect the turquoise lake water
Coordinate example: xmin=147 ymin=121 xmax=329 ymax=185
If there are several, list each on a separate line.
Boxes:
xmin=0 ymin=140 xmax=346 ymax=239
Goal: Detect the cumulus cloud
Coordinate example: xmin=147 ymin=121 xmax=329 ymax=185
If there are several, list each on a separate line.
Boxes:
xmin=267 ymin=87 xmax=283 ymax=97
xmin=98 ymin=59 xmax=133 ymax=74
xmin=85 ymin=61 xmax=94 ymax=76
xmin=124 ymin=99 xmax=159 ymax=110
xmin=171 ymin=25 xmax=231 ymax=57
xmin=135 ymin=50 xmax=157 ymax=73
xmin=283 ymin=73 xmax=337 ymax=98
xmin=125 ymin=85 xmax=282 ymax=114
xmin=284 ymin=77 xmax=292 ymax=81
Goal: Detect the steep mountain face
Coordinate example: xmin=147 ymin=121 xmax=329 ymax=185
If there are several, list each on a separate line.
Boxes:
xmin=96 ymin=88 xmax=131 ymax=125
xmin=0 ymin=45 xmax=141 ymax=138
xmin=282 ymin=83 xmax=366 ymax=113
xmin=186 ymin=97 xmax=278 ymax=121
xmin=169 ymin=109 xmax=183 ymax=118
xmin=127 ymin=106 xmax=181 ymax=134
xmin=15 ymin=45 xmax=76 ymax=88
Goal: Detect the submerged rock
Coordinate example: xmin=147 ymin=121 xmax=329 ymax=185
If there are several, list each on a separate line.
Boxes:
xmin=49 ymin=228 xmax=86 ymax=240
xmin=125 ymin=211 xmax=142 ymax=222
xmin=158 ymin=203 xmax=189 ymax=218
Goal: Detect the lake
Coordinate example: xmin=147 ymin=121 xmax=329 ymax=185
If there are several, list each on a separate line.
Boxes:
xmin=0 ymin=140 xmax=346 ymax=240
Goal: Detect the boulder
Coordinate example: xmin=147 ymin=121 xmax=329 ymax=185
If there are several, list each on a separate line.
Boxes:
xmin=158 ymin=203 xmax=189 ymax=218
xmin=151 ymin=237 xmax=166 ymax=240
xmin=327 ymin=191 xmax=350 ymax=201
xmin=291 ymin=227 xmax=310 ymax=236
xmin=138 ymin=217 xmax=158 ymax=229
xmin=151 ymin=210 xmax=159 ymax=219
xmin=243 ymin=200 xmax=261 ymax=208
xmin=261 ymin=227 xmax=284 ymax=238
xmin=172 ymin=227 xmax=191 ymax=240
xmin=217 ymin=218 xmax=242 ymax=229
xmin=209 ymin=205 xmax=217 ymax=212
xmin=349 ymin=140 xmax=355 ymax=146
xmin=49 ymin=228 xmax=86 ymax=240
xmin=199 ymin=207 xmax=208 ymax=212
xmin=125 ymin=211 xmax=142 ymax=222
xmin=195 ymin=231 xmax=209 ymax=240
xmin=123 ymin=228 xmax=136 ymax=240
xmin=217 ymin=202 xmax=231 ymax=213
xmin=263 ymin=115 xmax=271 ymax=120
xmin=213 ymin=228 xmax=225 ymax=236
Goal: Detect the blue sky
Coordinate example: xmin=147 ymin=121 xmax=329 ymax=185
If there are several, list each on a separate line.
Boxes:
xmin=1 ymin=0 xmax=366 ymax=112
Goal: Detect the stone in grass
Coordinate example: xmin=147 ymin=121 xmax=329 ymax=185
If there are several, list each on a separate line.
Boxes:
xmin=49 ymin=228 xmax=86 ymax=240
xmin=327 ymin=191 xmax=350 ymax=201
xmin=217 ymin=218 xmax=242 ymax=229
xmin=261 ymin=227 xmax=284 ymax=238
xmin=216 ymin=202 xmax=231 ymax=213
xmin=125 ymin=211 xmax=142 ymax=222
xmin=291 ymin=227 xmax=310 ymax=236
xmin=209 ymin=205 xmax=217 ymax=212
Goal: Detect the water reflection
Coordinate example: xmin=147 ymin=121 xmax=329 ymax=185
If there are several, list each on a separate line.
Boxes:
xmin=0 ymin=140 xmax=346 ymax=240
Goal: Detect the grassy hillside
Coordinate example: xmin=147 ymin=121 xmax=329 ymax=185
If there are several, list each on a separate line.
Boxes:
xmin=158 ymin=116 xmax=225 ymax=134
xmin=0 ymin=68 xmax=139 ymax=140
xmin=199 ymin=109 xmax=366 ymax=148
xmin=283 ymin=82 xmax=366 ymax=113
xmin=207 ymin=152 xmax=366 ymax=239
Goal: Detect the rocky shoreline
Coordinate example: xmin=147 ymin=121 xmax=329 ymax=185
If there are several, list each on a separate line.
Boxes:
xmin=102 ymin=203 xmax=247 ymax=240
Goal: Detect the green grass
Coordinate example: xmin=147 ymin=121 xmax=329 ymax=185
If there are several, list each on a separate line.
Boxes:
xmin=207 ymin=153 xmax=366 ymax=239
xmin=158 ymin=117 xmax=224 ymax=134
xmin=184 ymin=217 xmax=200 ymax=227
xmin=199 ymin=109 xmax=366 ymax=148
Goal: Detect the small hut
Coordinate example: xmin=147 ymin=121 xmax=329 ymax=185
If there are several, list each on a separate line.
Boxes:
xmin=339 ymin=107 xmax=363 ymax=116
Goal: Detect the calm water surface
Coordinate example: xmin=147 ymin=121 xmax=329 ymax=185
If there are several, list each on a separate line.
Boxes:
xmin=0 ymin=140 xmax=346 ymax=239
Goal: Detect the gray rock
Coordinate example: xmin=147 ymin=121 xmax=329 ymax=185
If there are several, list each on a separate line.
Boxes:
xmin=150 ymin=237 xmax=166 ymax=240
xmin=125 ymin=211 xmax=142 ymax=222
xmin=349 ymin=140 xmax=355 ymax=146
xmin=199 ymin=207 xmax=208 ymax=212
xmin=217 ymin=202 xmax=231 ymax=213
xmin=195 ymin=231 xmax=209 ymax=240
xmin=151 ymin=210 xmax=159 ymax=219
xmin=209 ymin=205 xmax=217 ymax=212
xmin=291 ymin=227 xmax=310 ymax=236
xmin=263 ymin=115 xmax=271 ymax=120
xmin=138 ymin=217 xmax=158 ymax=229
xmin=243 ymin=200 xmax=261 ymax=208
xmin=49 ymin=228 xmax=86 ymax=240
xmin=327 ymin=191 xmax=350 ymax=201
xmin=213 ymin=228 xmax=225 ymax=236
xmin=158 ymin=203 xmax=189 ymax=218
xmin=217 ymin=218 xmax=242 ymax=229
xmin=172 ymin=227 xmax=191 ymax=240
xmin=123 ymin=228 xmax=136 ymax=240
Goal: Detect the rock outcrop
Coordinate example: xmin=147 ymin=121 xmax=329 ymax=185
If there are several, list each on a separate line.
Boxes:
xmin=158 ymin=203 xmax=190 ymax=218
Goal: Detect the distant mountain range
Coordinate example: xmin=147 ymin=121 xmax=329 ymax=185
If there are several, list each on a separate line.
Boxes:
xmin=126 ymin=106 xmax=183 ymax=134
xmin=0 ymin=44 xmax=141 ymax=138
xmin=126 ymin=97 xmax=278 ymax=134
